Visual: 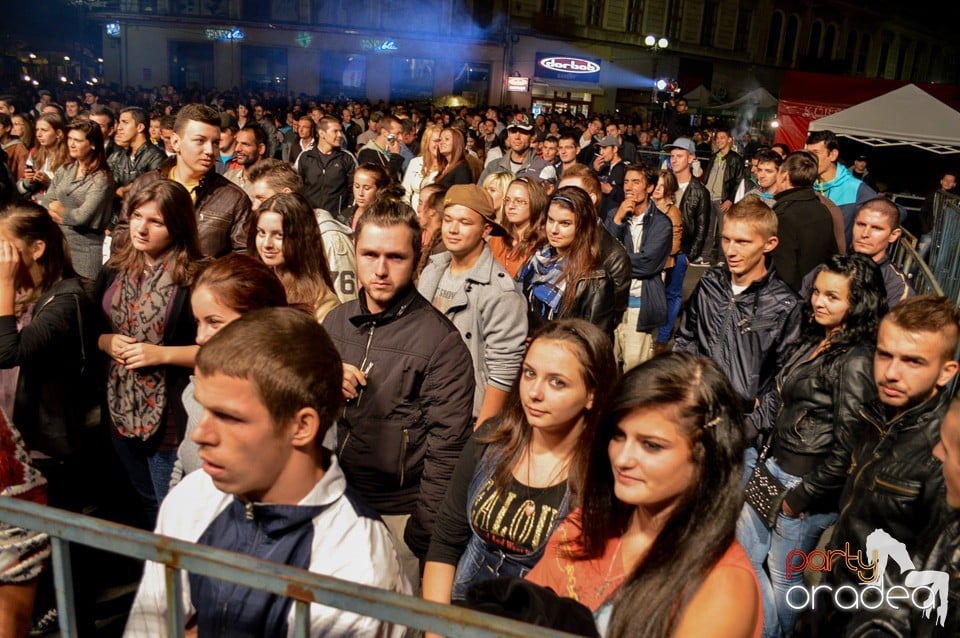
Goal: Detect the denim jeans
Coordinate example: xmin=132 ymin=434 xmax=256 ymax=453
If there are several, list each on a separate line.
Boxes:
xmin=656 ymin=253 xmax=688 ymax=344
xmin=112 ymin=436 xmax=178 ymax=529
xmin=736 ymin=453 xmax=838 ymax=638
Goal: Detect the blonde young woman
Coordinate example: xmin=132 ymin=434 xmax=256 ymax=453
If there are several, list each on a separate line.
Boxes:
xmin=402 ymin=123 xmax=442 ymax=211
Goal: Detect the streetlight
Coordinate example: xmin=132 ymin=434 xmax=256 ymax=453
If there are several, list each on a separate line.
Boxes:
xmin=645 ymin=35 xmax=669 ymax=50
xmin=645 ymin=34 xmax=669 ymax=106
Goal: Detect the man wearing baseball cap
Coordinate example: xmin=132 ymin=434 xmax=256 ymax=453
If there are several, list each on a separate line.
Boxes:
xmin=418 ymin=184 xmax=528 ymax=424
xmin=656 ymin=137 xmax=710 ymax=347
xmin=594 ymin=134 xmax=626 ymax=210
xmin=478 ymin=113 xmax=557 ymax=185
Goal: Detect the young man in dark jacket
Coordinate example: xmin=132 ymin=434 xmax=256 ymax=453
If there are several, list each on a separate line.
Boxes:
xmin=604 ymin=164 xmax=673 ymax=370
xmin=771 ymin=151 xmax=838 ymax=293
xmin=298 ymin=116 xmax=356 ymax=224
xmin=323 ymin=197 xmax=475 ymax=594
xmin=674 ymin=197 xmax=801 ymax=440
xmin=812 ymin=296 xmax=960 ymax=635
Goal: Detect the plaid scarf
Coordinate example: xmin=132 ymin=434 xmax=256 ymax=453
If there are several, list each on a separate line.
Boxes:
xmin=519 ymin=245 xmax=567 ymax=320
xmin=107 ymin=262 xmax=176 ymax=440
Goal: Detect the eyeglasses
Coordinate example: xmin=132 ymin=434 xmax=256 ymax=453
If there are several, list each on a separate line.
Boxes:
xmin=504 ymin=198 xmax=528 ymax=207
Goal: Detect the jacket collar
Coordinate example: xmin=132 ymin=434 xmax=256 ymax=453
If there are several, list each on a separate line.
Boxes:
xmin=427 ymin=243 xmax=496 ymax=286
xmin=862 ymin=388 xmax=950 ymax=443
xmin=348 ymin=284 xmax=420 ymax=327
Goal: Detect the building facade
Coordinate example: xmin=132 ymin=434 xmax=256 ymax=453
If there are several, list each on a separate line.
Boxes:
xmin=88 ymin=0 xmax=957 ymax=109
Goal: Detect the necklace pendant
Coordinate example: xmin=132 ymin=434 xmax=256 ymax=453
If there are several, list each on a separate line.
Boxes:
xmin=523 ymin=501 xmax=536 ymax=517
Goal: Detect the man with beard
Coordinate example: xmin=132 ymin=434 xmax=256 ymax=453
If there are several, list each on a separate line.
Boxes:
xmin=224 ymin=125 xmax=267 ymax=197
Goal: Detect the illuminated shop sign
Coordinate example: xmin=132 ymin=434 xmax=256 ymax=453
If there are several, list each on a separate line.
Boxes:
xmin=507 ymin=77 xmax=530 ymax=92
xmin=361 ymin=39 xmax=399 ymax=52
xmin=535 ymin=53 xmax=601 ymax=83
xmin=205 ymin=27 xmax=244 ymax=41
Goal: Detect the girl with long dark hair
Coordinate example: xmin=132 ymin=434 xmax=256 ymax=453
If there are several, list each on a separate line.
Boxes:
xmin=736 ymin=252 xmax=886 ymax=638
xmin=247 ymin=192 xmax=339 ymax=321
xmin=41 ymin=119 xmax=115 ymax=280
xmin=0 ymin=202 xmax=92 ymax=496
xmin=423 ymin=319 xmax=618 ymax=607
xmin=488 ymin=177 xmax=548 ymax=278
xmin=518 ymin=186 xmax=616 ymax=337
xmin=528 ymin=352 xmax=761 ymax=638
xmin=170 ymin=253 xmax=288 ymax=487
xmin=96 ymin=180 xmax=203 ymax=526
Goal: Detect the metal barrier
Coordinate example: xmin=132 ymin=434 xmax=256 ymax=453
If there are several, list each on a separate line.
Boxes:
xmin=0 ymin=498 xmax=580 ymax=638
xmin=925 ymin=191 xmax=960 ymax=304
xmin=891 ymin=228 xmax=943 ymax=297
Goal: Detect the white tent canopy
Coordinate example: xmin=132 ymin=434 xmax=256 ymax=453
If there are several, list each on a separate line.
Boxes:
xmin=683 ymin=84 xmax=716 ymax=109
xmin=808 ymin=84 xmax=960 ymax=154
xmin=711 ymin=87 xmax=778 ymax=111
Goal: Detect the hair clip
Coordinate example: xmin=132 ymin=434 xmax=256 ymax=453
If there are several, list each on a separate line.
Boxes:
xmin=704 ymin=416 xmax=722 ymax=430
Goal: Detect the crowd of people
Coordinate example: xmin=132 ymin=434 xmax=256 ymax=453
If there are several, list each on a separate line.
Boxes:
xmin=0 ymin=85 xmax=956 ymax=638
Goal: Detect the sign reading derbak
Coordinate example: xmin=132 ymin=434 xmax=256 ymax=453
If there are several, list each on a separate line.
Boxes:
xmin=535 ymin=53 xmax=602 ymax=83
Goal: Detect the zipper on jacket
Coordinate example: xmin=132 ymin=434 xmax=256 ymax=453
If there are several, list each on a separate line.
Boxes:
xmin=872 ymin=477 xmax=920 ymax=497
xmin=836 ymin=425 xmax=888 ymax=527
xmin=354 ymin=322 xmax=377 ymax=407
xmin=399 ymin=427 xmax=409 ymax=486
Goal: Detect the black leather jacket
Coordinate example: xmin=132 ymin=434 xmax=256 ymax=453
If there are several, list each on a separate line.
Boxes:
xmin=107 ymin=141 xmax=166 ymax=189
xmin=674 ymin=263 xmax=801 ymax=439
xmin=771 ymin=342 xmax=877 ymax=514
xmin=703 ymin=150 xmax=745 ymax=204
xmin=827 ymin=391 xmax=950 ymax=590
xmin=677 ymin=177 xmax=710 ymax=259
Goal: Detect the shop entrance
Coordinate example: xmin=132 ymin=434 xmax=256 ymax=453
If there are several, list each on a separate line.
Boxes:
xmin=530 ymin=87 xmax=594 ymax=116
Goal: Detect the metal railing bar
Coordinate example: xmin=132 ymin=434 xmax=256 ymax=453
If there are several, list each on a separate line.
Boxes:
xmin=293 ymin=600 xmax=310 ymax=638
xmin=51 ymin=537 xmax=78 ymax=638
xmin=164 ymin=565 xmax=184 ymax=638
xmin=0 ymin=499 xmax=580 ymax=637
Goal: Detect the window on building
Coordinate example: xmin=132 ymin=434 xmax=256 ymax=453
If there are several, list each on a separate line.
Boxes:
xmin=766 ymin=11 xmax=783 ymax=61
xmin=173 ymin=0 xmax=228 ymax=16
xmin=857 ymin=34 xmax=871 ymax=74
xmin=319 ymin=53 xmax=367 ymax=100
xmin=272 ymin=0 xmax=299 ymax=21
xmin=241 ymin=46 xmax=288 ymax=93
xmin=783 ymin=14 xmax=799 ymax=65
xmin=391 ymin=58 xmax=435 ymax=101
xmin=845 ymin=31 xmax=858 ymax=68
xmin=315 ymin=0 xmax=371 ymax=26
xmin=734 ymin=7 xmax=753 ymax=52
xmin=587 ymin=0 xmax=605 ymax=26
xmin=700 ymin=1 xmax=719 ymax=47
xmin=453 ymin=62 xmax=491 ymax=104
xmin=808 ymin=21 xmax=822 ymax=58
xmin=666 ymin=0 xmax=684 ymax=40
xmin=878 ymin=35 xmax=892 ymax=76
xmin=895 ymin=37 xmax=910 ymax=79
xmin=627 ymin=0 xmax=645 ymax=32
xmin=823 ymin=24 xmax=837 ymax=60
xmin=242 ymin=0 xmax=269 ymax=20
xmin=911 ymin=43 xmax=926 ymax=81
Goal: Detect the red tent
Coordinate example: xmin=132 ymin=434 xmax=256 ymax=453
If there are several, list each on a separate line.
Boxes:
xmin=774 ymin=71 xmax=960 ymax=151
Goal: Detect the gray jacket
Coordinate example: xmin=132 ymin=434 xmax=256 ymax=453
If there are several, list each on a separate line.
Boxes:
xmin=418 ymin=245 xmax=527 ymax=417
